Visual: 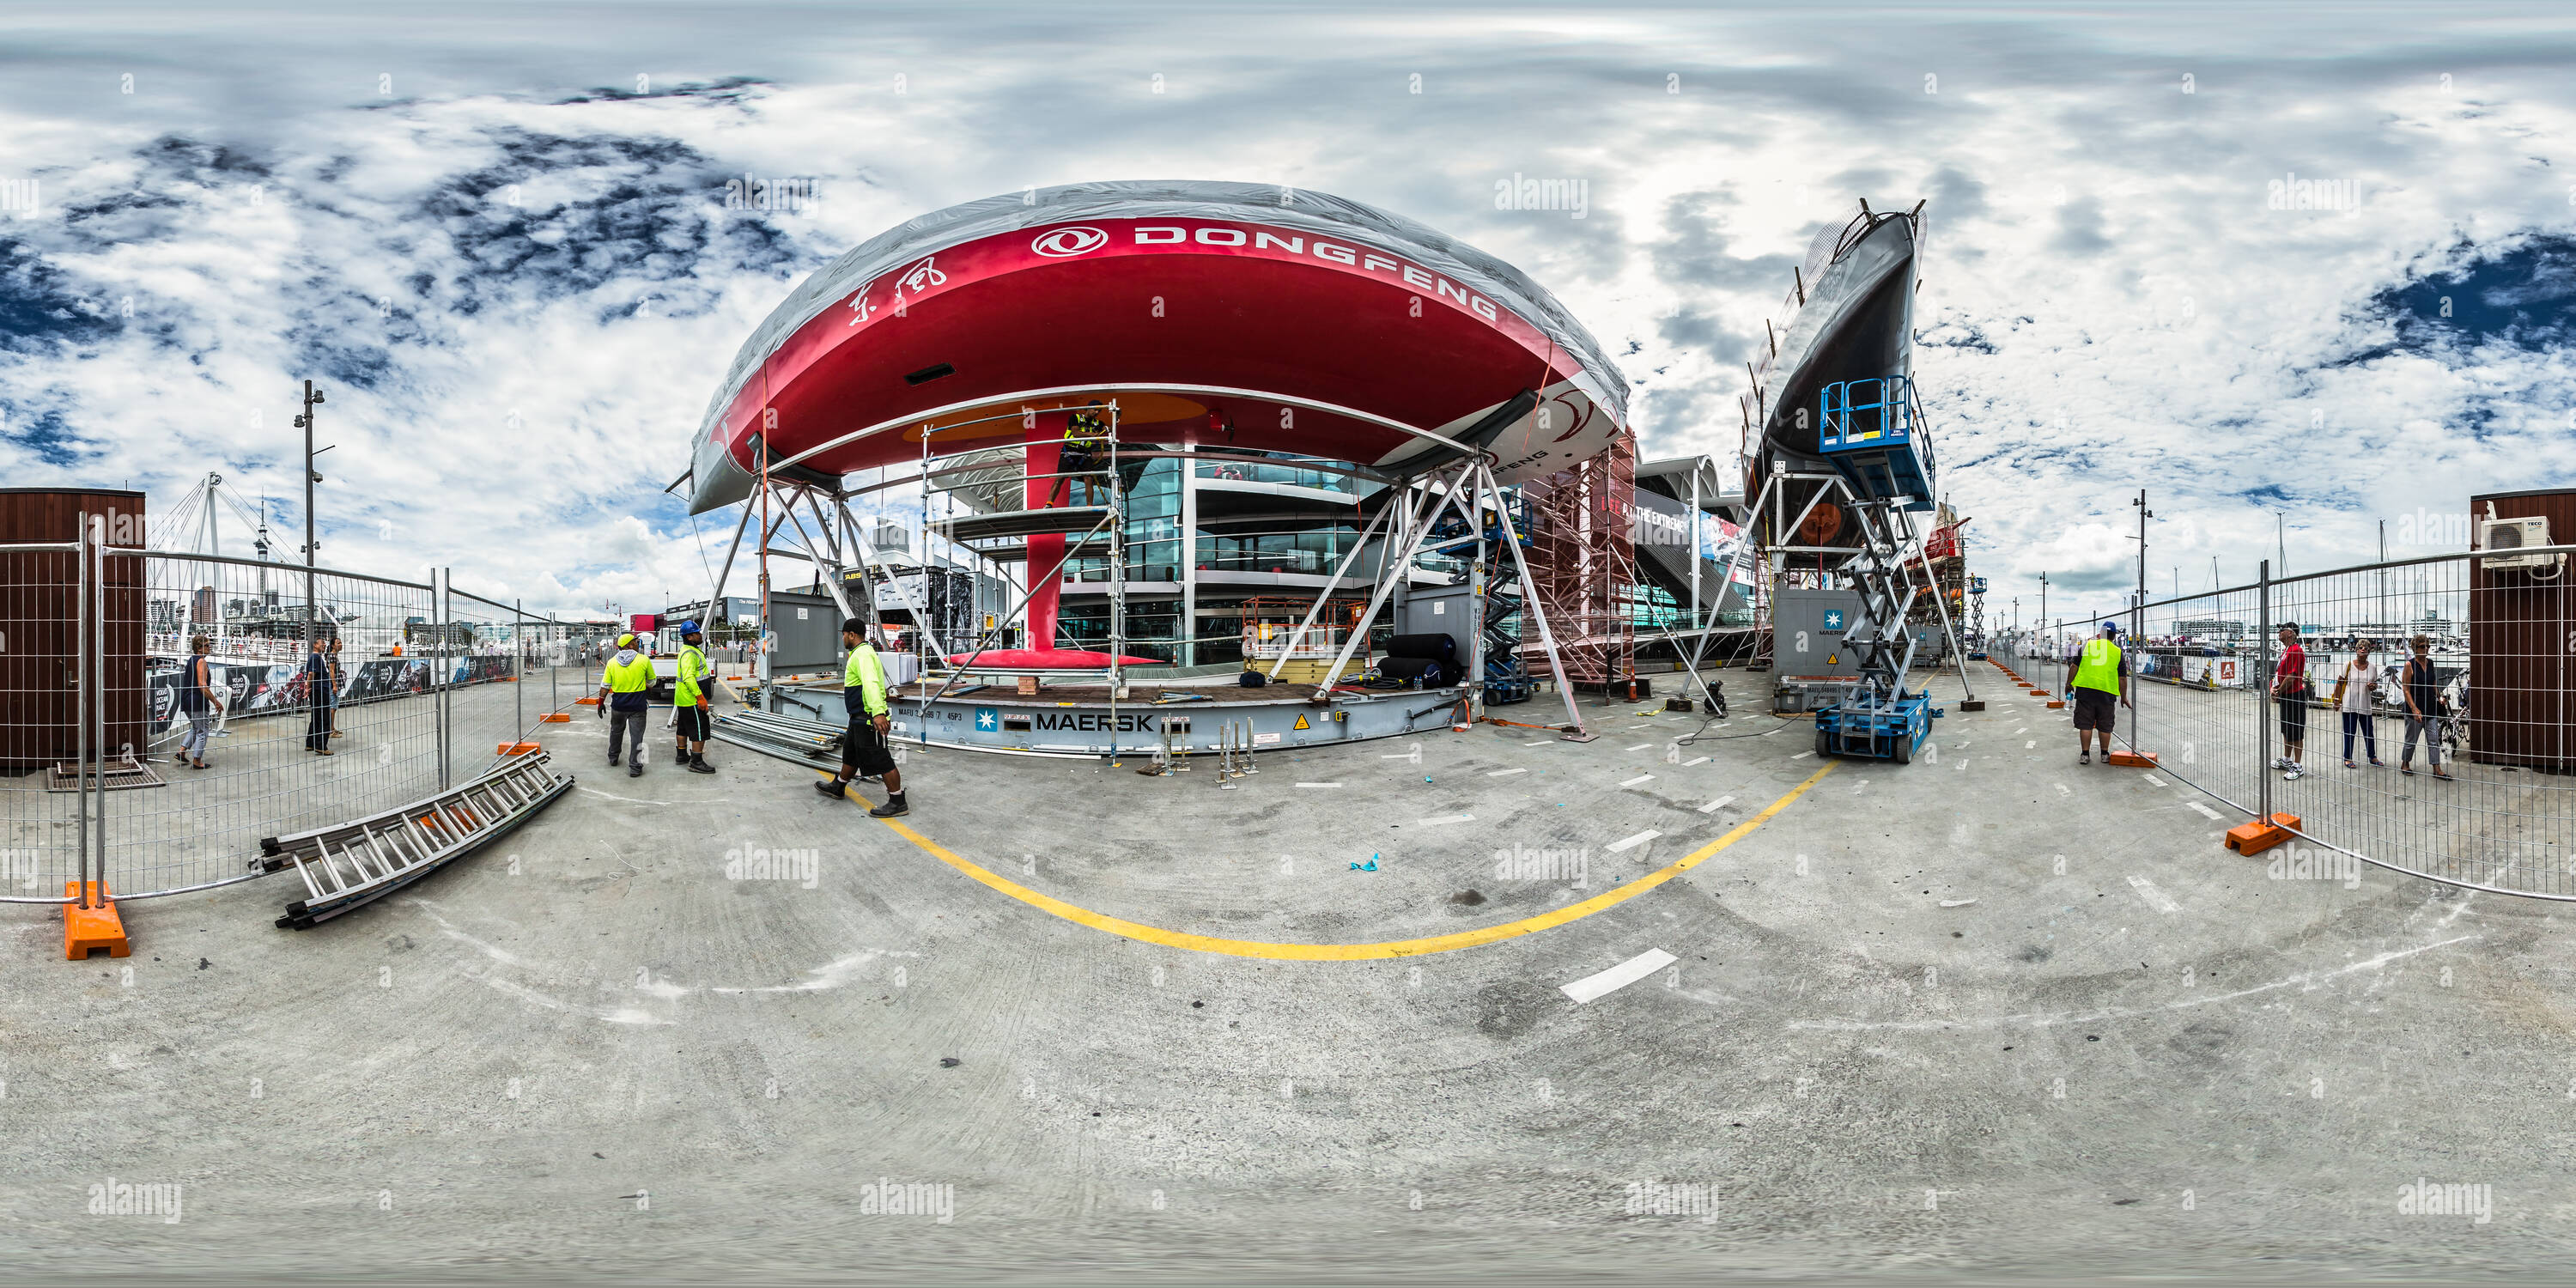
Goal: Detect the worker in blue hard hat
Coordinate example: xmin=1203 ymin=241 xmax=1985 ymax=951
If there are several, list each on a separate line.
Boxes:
xmin=672 ymin=620 xmax=715 ymax=775
xmin=596 ymin=631 xmax=655 ymax=776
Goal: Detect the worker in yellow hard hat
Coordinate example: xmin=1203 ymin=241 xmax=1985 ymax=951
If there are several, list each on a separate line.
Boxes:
xmin=596 ymin=632 xmax=655 ymax=777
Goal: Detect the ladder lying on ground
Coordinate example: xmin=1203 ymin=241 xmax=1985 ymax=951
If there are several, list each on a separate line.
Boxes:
xmin=253 ymin=751 xmax=575 ymax=929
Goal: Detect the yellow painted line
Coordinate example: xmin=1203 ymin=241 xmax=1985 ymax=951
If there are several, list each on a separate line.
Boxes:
xmin=871 ymin=761 xmax=1838 ymax=961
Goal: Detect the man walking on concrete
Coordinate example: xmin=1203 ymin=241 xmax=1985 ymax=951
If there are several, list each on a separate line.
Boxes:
xmin=2270 ymin=622 xmax=2311 ymax=781
xmin=673 ymin=620 xmax=716 ymax=775
xmin=303 ymin=631 xmax=337 ymax=756
xmin=597 ymin=632 xmax=654 ymax=777
xmin=2069 ymin=620 xmax=2130 ymax=766
xmin=815 ymin=617 xmax=908 ymax=817
xmin=2398 ymin=634 xmax=2452 ymax=781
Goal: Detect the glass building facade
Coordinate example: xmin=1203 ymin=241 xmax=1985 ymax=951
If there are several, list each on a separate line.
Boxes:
xmin=1056 ymin=449 xmax=1379 ymax=666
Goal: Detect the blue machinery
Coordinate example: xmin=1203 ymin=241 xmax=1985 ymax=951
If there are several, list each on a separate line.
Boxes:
xmin=1810 ymin=374 xmax=1947 ymax=763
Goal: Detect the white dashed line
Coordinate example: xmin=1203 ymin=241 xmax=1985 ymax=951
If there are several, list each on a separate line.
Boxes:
xmin=2053 ymin=783 xmax=2070 ymax=796
xmin=1698 ymin=796 xmax=1735 ymax=814
xmin=2015 ymin=726 xmax=2029 ymax=735
xmin=1523 ymin=739 xmax=1553 ymax=747
xmin=2185 ymin=801 xmax=2224 ymax=821
xmin=1418 ymin=814 xmax=1473 ymax=826
xmin=1487 ymin=768 xmax=1528 ymax=777
xmin=2126 ymin=874 xmax=2181 ymax=914
xmin=1939 ymin=898 xmax=1978 ymax=908
xmin=2142 ymin=773 xmax=2168 ymax=787
xmin=1606 ymin=829 xmax=1661 ymax=854
xmin=1297 ymin=782 xmax=1342 ymax=789
xmin=2025 ymin=740 xmax=2036 ymax=749
xmin=1792 ymin=751 xmax=1813 ymax=760
xmin=1681 ymin=756 xmax=1710 ymax=767
xmin=1620 ymin=775 xmax=1656 ymax=787
xmin=1625 ymin=743 xmax=1653 ymax=751
xmin=1561 ymin=948 xmax=1678 ymax=1005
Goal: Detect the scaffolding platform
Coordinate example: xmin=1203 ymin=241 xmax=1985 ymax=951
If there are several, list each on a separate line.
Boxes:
xmin=933 ymin=505 xmax=1115 ymax=544
xmin=884 ymin=680 xmax=1464 ymax=757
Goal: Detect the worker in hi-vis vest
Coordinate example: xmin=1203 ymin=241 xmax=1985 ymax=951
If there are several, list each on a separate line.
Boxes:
xmin=2069 ymin=620 xmax=2131 ymax=766
xmin=595 ymin=632 xmax=655 ymax=777
xmin=816 ymin=616 xmax=907 ymax=817
xmin=671 ymin=620 xmax=716 ymax=775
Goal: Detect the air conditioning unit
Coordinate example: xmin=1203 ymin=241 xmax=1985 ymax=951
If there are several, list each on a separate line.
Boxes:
xmin=2479 ymin=513 xmax=2562 ymax=570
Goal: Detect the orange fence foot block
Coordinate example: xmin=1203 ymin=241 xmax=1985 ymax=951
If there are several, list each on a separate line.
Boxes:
xmin=575 ymin=696 xmax=600 ymax=706
xmin=64 ymin=882 xmax=129 ymax=960
xmin=498 ymin=741 xmax=541 ymax=756
xmin=2045 ymin=699 xmax=2066 ymax=709
xmin=540 ymin=713 xmax=572 ymax=723
xmin=2226 ymin=813 xmax=2301 ymax=855
xmin=2107 ymin=750 xmax=2159 ymax=768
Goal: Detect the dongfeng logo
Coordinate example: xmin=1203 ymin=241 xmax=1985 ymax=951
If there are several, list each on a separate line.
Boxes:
xmin=1031 ymin=226 xmax=1109 ymax=258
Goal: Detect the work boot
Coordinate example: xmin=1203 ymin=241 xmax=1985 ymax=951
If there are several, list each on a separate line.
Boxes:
xmin=609 ymin=752 xmax=621 ymax=767
xmin=869 ymin=793 xmax=909 ymax=819
xmin=687 ymin=752 xmax=715 ymax=775
xmin=815 ymin=778 xmax=847 ymax=800
xmin=628 ymin=760 xmax=643 ymax=778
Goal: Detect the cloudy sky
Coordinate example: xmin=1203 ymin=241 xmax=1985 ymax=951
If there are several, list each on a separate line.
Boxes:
xmin=3 ymin=2 xmax=2572 ymax=622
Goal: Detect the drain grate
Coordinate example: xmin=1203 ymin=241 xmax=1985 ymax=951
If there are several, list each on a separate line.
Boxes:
xmin=46 ymin=756 xmax=167 ymax=793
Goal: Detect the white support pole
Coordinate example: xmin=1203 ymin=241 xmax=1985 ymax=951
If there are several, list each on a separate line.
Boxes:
xmin=1307 ymin=459 xmax=1479 ymax=696
xmin=1108 ymin=399 xmax=1127 ymax=704
xmin=1265 ymin=492 xmax=1396 ymax=680
xmin=1484 ymin=461 xmax=1588 ymax=736
xmin=1689 ymin=462 xmax=1703 ymax=634
xmin=704 ymin=496 xmax=758 ymax=620
xmin=779 ymin=497 xmax=855 ymax=625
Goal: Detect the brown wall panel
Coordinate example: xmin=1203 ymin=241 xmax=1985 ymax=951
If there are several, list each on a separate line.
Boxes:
xmin=2467 ymin=489 xmax=2574 ymax=773
xmin=0 ymin=489 xmax=147 ymax=769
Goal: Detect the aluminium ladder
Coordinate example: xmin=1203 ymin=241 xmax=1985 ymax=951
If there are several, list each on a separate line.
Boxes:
xmin=255 ymin=751 xmax=574 ymax=929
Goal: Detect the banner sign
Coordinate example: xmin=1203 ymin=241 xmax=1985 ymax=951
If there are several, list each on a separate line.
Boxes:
xmin=146 ymin=654 xmax=513 ymax=742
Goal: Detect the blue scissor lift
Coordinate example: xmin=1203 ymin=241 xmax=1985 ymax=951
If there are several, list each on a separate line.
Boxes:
xmin=1810 ymin=375 xmax=1943 ymax=764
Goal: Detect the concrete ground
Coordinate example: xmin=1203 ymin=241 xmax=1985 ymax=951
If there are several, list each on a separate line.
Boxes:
xmin=2 ymin=664 xmax=2570 ymax=1282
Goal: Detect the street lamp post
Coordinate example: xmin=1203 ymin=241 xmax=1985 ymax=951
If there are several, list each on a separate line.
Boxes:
xmin=292 ymin=380 xmax=329 ymax=652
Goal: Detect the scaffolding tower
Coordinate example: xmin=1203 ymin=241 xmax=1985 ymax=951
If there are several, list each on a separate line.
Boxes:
xmin=1520 ymin=432 xmax=1637 ymax=689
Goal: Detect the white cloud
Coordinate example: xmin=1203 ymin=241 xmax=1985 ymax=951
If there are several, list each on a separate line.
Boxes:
xmin=0 ymin=6 xmax=2570 ymax=620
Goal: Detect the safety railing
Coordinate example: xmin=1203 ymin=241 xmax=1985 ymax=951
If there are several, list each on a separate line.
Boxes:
xmin=2041 ymin=544 xmax=2574 ymax=899
xmin=1 ymin=532 xmax=586 ymax=907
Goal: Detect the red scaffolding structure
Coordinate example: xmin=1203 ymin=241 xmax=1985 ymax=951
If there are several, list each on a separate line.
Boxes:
xmin=1520 ymin=432 xmax=1637 ymax=688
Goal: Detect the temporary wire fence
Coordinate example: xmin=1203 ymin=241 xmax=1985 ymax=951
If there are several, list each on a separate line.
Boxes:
xmin=2023 ymin=546 xmax=2574 ymax=898
xmin=1 ymin=532 xmax=593 ymax=907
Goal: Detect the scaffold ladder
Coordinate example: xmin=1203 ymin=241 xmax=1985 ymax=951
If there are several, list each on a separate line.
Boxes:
xmin=255 ymin=751 xmax=574 ymax=929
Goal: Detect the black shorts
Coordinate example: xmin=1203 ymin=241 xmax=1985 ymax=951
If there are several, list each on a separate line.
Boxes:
xmin=2071 ymin=687 xmax=2119 ymax=732
xmin=2277 ymin=696 xmax=2309 ymax=743
xmin=675 ymin=704 xmax=709 ymax=741
xmin=842 ymin=713 xmax=898 ymax=776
